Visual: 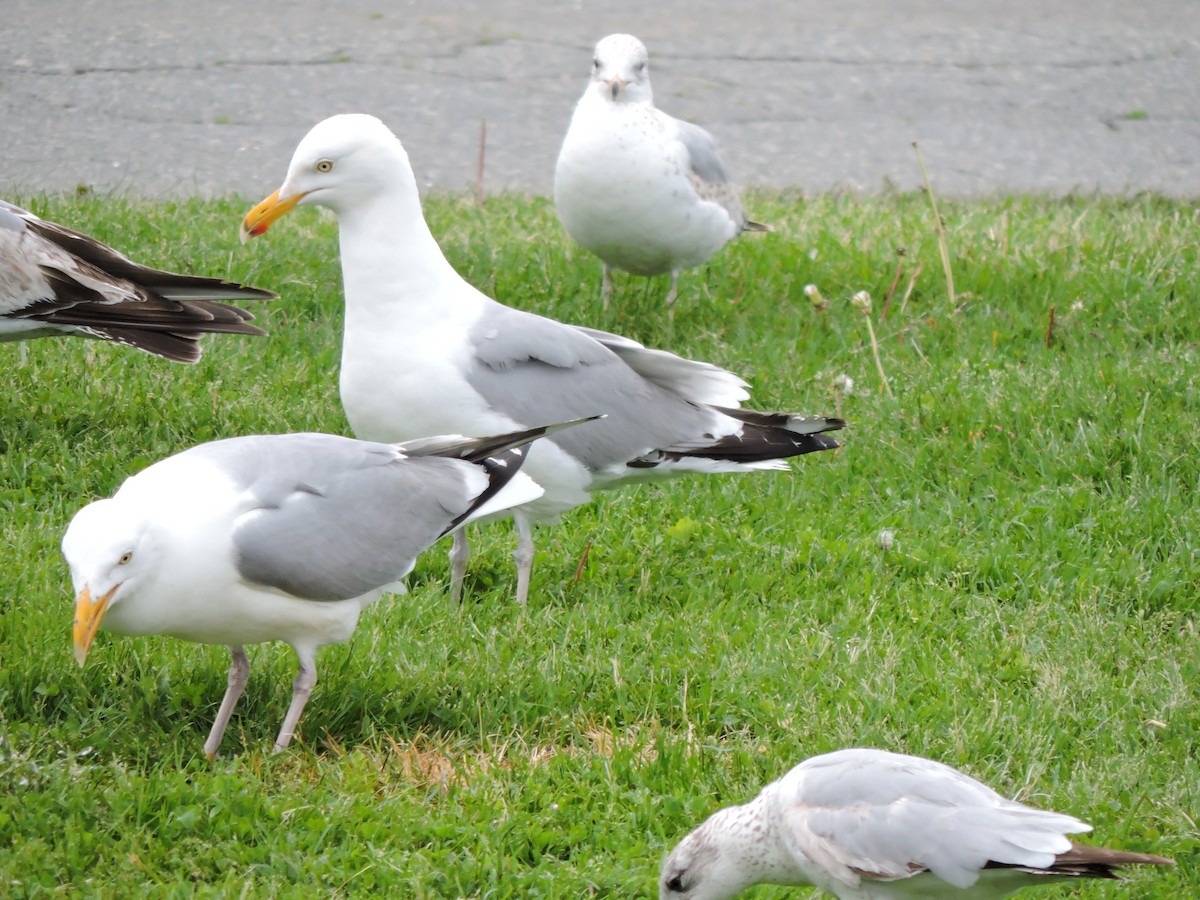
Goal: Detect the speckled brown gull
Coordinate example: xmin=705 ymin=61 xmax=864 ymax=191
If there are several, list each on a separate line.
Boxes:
xmin=1 ymin=199 xmax=273 ymax=362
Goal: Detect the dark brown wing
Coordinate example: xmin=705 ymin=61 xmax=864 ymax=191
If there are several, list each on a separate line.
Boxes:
xmin=983 ymin=842 xmax=1174 ymax=880
xmin=3 ymin=200 xmax=275 ymax=362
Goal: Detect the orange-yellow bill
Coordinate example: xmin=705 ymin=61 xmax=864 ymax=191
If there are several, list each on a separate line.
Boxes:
xmin=240 ymin=189 xmax=305 ymax=244
xmin=73 ymin=585 xmax=116 ymax=666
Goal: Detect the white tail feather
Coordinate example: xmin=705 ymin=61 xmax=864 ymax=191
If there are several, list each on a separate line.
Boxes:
xmin=466 ymin=470 xmax=545 ymax=523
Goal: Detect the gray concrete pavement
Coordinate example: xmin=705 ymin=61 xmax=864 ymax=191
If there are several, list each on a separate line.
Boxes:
xmin=2 ymin=0 xmax=1198 ymax=199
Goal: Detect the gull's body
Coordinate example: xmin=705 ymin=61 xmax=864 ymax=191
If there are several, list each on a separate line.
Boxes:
xmin=241 ymin=113 xmax=843 ymax=605
xmin=64 ymin=424 xmax=562 ymax=756
xmin=0 ymin=199 xmax=272 ymax=362
xmin=660 ymin=748 xmax=1173 ymax=899
xmin=554 ymin=34 xmax=768 ymax=307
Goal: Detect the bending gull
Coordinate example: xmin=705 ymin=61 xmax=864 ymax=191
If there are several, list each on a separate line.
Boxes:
xmin=0 ymin=199 xmax=273 ymax=362
xmin=240 ymin=114 xmax=844 ymax=607
xmin=65 ymin=421 xmax=578 ymax=756
xmin=660 ymin=747 xmax=1173 ymax=899
xmin=554 ymin=34 xmax=770 ymax=308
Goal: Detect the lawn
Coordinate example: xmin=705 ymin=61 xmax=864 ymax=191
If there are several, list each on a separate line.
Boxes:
xmin=0 ymin=190 xmax=1196 ymax=897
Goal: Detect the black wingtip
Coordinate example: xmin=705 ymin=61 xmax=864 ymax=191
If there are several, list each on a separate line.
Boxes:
xmin=484 ymin=414 xmax=607 ymax=458
xmin=646 ymin=409 xmax=844 ymax=467
xmin=411 ymin=416 xmax=605 ymax=463
xmin=440 ymin=442 xmax=533 ymax=536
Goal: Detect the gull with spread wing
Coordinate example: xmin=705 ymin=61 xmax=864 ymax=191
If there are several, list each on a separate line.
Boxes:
xmin=240 ymin=114 xmax=843 ymax=606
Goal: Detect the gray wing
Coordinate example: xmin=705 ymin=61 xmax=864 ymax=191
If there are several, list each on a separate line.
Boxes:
xmin=674 ymin=119 xmax=732 ymax=185
xmin=0 ymin=199 xmax=272 ymax=361
xmin=571 ymin=325 xmax=750 ymax=406
xmin=671 ymin=119 xmax=750 ymax=228
xmin=465 ymin=304 xmax=724 ymax=470
xmin=774 ymin=749 xmax=1087 ymax=890
xmin=181 ymin=433 xmax=486 ymax=602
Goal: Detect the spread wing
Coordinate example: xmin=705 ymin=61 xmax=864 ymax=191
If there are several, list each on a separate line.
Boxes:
xmin=0 ymin=199 xmax=273 ymax=361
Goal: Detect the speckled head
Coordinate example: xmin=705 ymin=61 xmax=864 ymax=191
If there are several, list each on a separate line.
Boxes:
xmin=589 ymin=33 xmax=653 ymax=105
xmin=660 ymin=803 xmax=765 ymax=900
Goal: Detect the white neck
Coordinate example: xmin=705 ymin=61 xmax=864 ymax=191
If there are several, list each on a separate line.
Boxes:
xmin=335 ymin=179 xmax=462 ymax=319
xmin=328 ymin=156 xmax=490 ymax=444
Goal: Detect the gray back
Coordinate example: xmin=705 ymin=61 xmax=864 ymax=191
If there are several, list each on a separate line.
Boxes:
xmin=181 ymin=434 xmax=477 ymax=602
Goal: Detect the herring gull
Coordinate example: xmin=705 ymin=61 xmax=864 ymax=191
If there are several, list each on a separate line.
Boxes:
xmin=1 ymin=199 xmax=273 ymax=362
xmin=240 ymin=113 xmax=843 ymax=607
xmin=660 ymin=747 xmax=1173 ymax=899
xmin=64 ymin=421 xmax=577 ymax=757
xmin=554 ymin=34 xmax=769 ymax=307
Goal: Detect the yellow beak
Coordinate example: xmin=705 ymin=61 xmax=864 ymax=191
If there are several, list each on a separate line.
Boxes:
xmin=73 ymin=585 xmax=117 ymax=666
xmin=240 ymin=188 xmax=306 ymax=244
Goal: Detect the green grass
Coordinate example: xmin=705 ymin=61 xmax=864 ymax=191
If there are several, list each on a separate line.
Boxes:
xmin=0 ymin=191 xmax=1197 ymax=897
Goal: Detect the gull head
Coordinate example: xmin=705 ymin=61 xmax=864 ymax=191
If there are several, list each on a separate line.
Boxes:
xmin=660 ymin=810 xmax=757 ymax=900
xmin=62 ymin=499 xmax=156 ymax=666
xmin=241 ymin=113 xmax=414 ymax=241
xmin=589 ymin=33 xmax=653 ymax=105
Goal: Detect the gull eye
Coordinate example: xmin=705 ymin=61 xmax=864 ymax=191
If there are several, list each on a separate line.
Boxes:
xmin=316 ymin=159 xmax=334 ymax=173
xmin=118 ymin=551 xmax=133 ymax=566
xmin=666 ymin=872 xmax=688 ymax=893
xmin=635 ymin=61 xmax=646 ymax=73
xmin=592 ymin=57 xmax=600 ymax=69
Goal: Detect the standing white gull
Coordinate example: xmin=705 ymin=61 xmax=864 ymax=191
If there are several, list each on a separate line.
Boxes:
xmin=239 ymin=114 xmax=844 ymax=606
xmin=64 ymin=421 xmax=577 ymax=757
xmin=660 ymin=748 xmax=1173 ymax=899
xmin=0 ymin=199 xmax=273 ymax=362
xmin=554 ymin=34 xmax=769 ymax=308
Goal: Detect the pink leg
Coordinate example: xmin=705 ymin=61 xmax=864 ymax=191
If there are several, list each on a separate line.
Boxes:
xmin=204 ymin=646 xmax=250 ymax=760
xmin=514 ymin=514 xmax=535 ymax=608
xmin=273 ymin=648 xmax=317 ymax=752
xmin=664 ymin=268 xmax=681 ymax=308
xmin=449 ymin=529 xmax=470 ymax=601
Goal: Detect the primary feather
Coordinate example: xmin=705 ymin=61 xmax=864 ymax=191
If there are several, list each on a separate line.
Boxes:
xmin=1 ymin=199 xmax=273 ymax=362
